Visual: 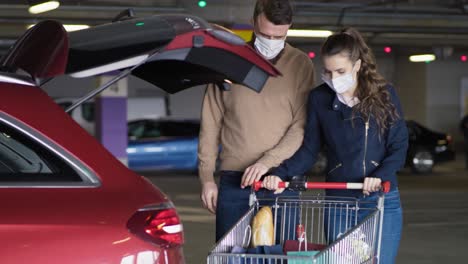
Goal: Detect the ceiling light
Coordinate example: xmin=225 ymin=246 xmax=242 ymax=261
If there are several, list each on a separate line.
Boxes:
xmin=287 ymin=29 xmax=333 ymax=38
xmin=409 ymin=54 xmax=436 ymax=63
xmin=198 ymin=1 xmax=207 ymax=8
xmin=27 ymin=24 xmax=89 ymax=32
xmin=28 ymin=1 xmax=60 ymax=14
xmin=62 ymin=24 xmax=90 ymax=31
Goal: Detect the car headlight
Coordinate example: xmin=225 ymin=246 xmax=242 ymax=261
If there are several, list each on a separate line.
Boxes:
xmin=435 ymin=145 xmax=447 ymax=153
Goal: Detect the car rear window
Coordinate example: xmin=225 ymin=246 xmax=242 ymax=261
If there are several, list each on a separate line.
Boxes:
xmin=57 ymin=102 xmax=73 ymax=116
xmin=0 ymin=122 xmax=82 ymax=182
xmin=81 ymin=102 xmax=95 ymax=122
xmin=128 ymin=120 xmax=200 ymax=139
xmin=161 ymin=121 xmax=200 ymax=137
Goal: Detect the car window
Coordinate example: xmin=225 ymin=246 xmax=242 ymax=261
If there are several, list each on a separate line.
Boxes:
xmin=81 ymin=102 xmax=95 ymax=122
xmin=186 ymin=122 xmax=200 ymax=136
xmin=143 ymin=122 xmax=162 ymax=138
xmin=406 ymin=122 xmax=421 ymax=136
xmin=57 ymin=102 xmax=73 ymax=116
xmin=160 ymin=121 xmax=199 ymax=137
xmin=128 ymin=121 xmax=146 ymax=139
xmin=159 ymin=122 xmax=175 ymax=137
xmin=0 ymin=122 xmax=82 ymax=182
xmin=407 ymin=124 xmax=416 ymax=139
xmin=129 ymin=120 xmax=200 ymax=139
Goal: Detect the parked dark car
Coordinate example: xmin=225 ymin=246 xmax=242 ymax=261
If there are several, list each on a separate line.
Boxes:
xmin=406 ymin=120 xmax=455 ymax=173
xmin=127 ymin=119 xmax=200 ymax=171
xmin=310 ymin=120 xmax=455 ymax=175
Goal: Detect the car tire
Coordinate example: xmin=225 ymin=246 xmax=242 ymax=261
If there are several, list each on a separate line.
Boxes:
xmin=410 ymin=148 xmax=434 ymax=174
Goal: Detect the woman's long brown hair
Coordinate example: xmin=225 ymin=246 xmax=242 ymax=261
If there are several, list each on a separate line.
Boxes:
xmin=321 ymin=27 xmax=399 ymax=135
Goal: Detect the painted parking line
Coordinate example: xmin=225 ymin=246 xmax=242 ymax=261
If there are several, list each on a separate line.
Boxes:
xmin=175 ymin=206 xmax=208 ymax=213
xmin=405 ymin=208 xmax=468 ymax=213
xmin=407 ymin=221 xmax=468 ymax=227
xmin=180 ymin=215 xmax=216 ymax=223
xmin=174 ymin=194 xmax=201 ymax=201
xmin=176 ymin=205 xmax=215 ymax=223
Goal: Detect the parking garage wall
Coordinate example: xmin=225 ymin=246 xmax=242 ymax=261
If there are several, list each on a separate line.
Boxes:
xmin=394 ymin=55 xmax=428 ymax=127
xmin=168 ymin=85 xmax=205 ymax=120
xmin=42 ymin=75 xmax=167 ymax=98
xmin=426 ymin=59 xmax=468 ymax=145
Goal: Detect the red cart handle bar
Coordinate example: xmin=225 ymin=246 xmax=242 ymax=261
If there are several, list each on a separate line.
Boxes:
xmin=253 ymin=181 xmax=391 ymax=193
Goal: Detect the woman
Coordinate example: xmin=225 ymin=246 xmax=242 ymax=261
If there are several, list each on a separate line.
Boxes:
xmin=263 ymin=27 xmax=408 ymax=264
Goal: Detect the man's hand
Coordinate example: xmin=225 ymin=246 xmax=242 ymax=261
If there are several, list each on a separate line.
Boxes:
xmin=241 ymin=163 xmax=268 ymax=188
xmin=201 ymin=182 xmax=218 ymax=214
xmin=363 ymin=177 xmax=382 ymax=196
xmin=262 ymin=175 xmax=286 ymax=194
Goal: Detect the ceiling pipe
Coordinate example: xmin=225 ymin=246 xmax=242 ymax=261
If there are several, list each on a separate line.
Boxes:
xmin=294 ymin=2 xmax=376 ymax=8
xmin=293 ymin=1 xmax=467 ymax=15
xmin=0 ymin=17 xmax=109 ymax=25
xmin=294 ymin=23 xmax=468 ymax=35
xmin=0 ymin=4 xmax=185 ymax=13
xmin=334 ymin=0 xmax=408 ymax=26
xmin=293 ymin=0 xmax=408 ymax=9
xmin=0 ymin=39 xmax=16 ymax=46
xmin=294 ymin=11 xmax=468 ymax=30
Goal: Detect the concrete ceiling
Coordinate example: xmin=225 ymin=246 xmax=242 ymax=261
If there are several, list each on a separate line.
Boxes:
xmin=2 ymin=0 xmax=468 ymax=55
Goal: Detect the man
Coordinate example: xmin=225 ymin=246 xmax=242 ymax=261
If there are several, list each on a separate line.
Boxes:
xmin=198 ymin=0 xmax=315 ymax=241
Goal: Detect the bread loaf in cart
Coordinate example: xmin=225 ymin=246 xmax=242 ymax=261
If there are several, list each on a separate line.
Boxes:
xmin=251 ymin=206 xmax=274 ymax=247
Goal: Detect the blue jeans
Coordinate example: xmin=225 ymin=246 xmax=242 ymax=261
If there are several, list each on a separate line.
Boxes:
xmin=324 ymin=189 xmax=402 ymax=264
xmin=216 ymin=171 xmax=299 ymax=242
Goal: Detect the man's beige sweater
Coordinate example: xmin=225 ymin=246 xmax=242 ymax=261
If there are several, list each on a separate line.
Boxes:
xmin=198 ymin=43 xmax=315 ymax=183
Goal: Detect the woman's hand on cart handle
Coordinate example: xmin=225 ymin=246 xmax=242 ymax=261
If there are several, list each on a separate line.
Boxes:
xmin=254 ymin=179 xmax=391 ymax=193
xmin=363 ymin=177 xmax=382 ymax=196
xmin=260 ymin=175 xmax=286 ymax=194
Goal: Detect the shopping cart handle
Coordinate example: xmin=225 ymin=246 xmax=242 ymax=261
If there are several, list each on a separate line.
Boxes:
xmin=381 ymin=181 xmax=391 ymax=193
xmin=254 ymin=180 xmax=391 ymax=193
xmin=253 ymin=181 xmax=289 ymax=191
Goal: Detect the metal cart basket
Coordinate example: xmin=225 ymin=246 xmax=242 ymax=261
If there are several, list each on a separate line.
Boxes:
xmin=207 ymin=181 xmax=389 ymax=264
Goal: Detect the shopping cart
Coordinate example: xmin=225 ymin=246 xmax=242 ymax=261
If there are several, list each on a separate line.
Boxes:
xmin=207 ymin=179 xmax=390 ymax=264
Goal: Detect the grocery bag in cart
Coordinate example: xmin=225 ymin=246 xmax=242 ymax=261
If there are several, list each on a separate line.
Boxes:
xmin=227 ymin=207 xmax=284 ymax=264
xmin=228 ymin=218 xmax=283 ymax=264
xmin=284 ymin=224 xmax=323 ymax=264
xmin=207 ymin=179 xmax=390 ymax=264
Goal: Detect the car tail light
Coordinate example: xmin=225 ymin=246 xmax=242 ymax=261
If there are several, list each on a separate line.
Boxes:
xmin=446 ymin=135 xmax=452 ymax=144
xmin=127 ymin=203 xmax=184 ymax=248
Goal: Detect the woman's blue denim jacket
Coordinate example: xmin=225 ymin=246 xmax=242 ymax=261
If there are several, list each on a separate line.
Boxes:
xmin=273 ymin=84 xmax=409 ymax=197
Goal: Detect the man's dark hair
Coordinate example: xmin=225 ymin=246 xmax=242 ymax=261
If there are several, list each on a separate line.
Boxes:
xmin=253 ymin=0 xmax=293 ymax=25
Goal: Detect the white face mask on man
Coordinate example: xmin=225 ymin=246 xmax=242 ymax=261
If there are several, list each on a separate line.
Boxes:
xmin=254 ymin=34 xmax=285 ymax=60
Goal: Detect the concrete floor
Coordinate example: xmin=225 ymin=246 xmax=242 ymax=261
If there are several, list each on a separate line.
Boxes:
xmin=144 ymin=153 xmax=468 ymax=263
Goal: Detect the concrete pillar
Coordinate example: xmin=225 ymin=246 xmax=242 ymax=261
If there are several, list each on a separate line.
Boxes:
xmin=394 ymin=55 xmax=427 ymax=124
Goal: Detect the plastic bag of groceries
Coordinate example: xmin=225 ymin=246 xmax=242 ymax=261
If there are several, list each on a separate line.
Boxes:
xmin=329 ymin=227 xmax=372 ymax=263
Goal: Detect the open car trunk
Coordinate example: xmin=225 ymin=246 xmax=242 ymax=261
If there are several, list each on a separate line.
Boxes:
xmin=0 ymin=14 xmax=280 ymax=94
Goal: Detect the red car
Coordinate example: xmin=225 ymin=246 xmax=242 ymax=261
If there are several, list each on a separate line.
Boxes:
xmin=0 ymin=14 xmax=278 ymax=263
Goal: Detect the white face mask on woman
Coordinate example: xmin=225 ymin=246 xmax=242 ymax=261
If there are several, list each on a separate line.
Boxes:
xmin=321 ymin=72 xmax=356 ymax=94
xmin=321 ymin=60 xmax=360 ymax=94
xmin=254 ymin=34 xmax=285 ymax=60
